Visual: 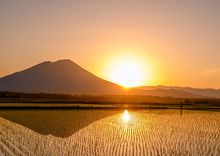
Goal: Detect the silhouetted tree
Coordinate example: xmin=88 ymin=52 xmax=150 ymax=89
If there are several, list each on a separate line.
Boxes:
xmin=184 ymin=99 xmax=191 ymax=104
xmin=0 ymin=92 xmax=8 ymax=98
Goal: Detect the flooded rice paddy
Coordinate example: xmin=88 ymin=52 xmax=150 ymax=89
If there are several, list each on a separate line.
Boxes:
xmin=0 ymin=109 xmax=219 ymax=155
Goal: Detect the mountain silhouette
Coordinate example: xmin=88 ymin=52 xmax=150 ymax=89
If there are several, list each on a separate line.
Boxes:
xmin=0 ymin=59 xmax=126 ymax=94
xmin=138 ymin=86 xmax=220 ymax=98
xmin=137 ymin=88 xmax=205 ymax=98
xmin=0 ymin=59 xmax=210 ymax=98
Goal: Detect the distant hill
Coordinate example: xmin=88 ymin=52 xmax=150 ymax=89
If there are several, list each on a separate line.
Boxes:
xmin=135 ymin=88 xmax=206 ymax=98
xmin=137 ymin=86 xmax=220 ymax=98
xmin=0 ymin=59 xmax=212 ymax=98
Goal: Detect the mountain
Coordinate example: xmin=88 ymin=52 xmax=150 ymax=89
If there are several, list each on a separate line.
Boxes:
xmin=136 ymin=88 xmax=206 ymax=98
xmin=0 ymin=59 xmax=213 ymax=98
xmin=137 ymin=85 xmax=220 ymax=98
xmin=0 ymin=59 xmax=126 ymax=94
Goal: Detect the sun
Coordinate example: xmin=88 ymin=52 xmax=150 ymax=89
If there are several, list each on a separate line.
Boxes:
xmin=103 ymin=53 xmax=149 ymax=88
xmin=111 ymin=63 xmax=143 ymax=87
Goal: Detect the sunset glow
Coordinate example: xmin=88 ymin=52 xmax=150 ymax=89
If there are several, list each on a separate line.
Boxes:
xmin=107 ymin=54 xmax=147 ymax=87
xmin=0 ymin=1 xmax=220 ymax=156
xmin=111 ymin=64 xmax=143 ymax=87
xmin=1 ymin=1 xmax=220 ymax=88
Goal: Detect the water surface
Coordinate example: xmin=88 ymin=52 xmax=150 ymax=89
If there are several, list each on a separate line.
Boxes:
xmin=0 ymin=109 xmax=219 ymax=155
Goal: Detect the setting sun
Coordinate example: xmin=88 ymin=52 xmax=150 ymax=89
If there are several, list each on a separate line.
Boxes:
xmin=106 ymin=54 xmax=147 ymax=88
xmin=111 ymin=64 xmax=143 ymax=87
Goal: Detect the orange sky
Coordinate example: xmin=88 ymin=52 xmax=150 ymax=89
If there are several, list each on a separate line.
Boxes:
xmin=0 ymin=1 xmax=220 ymax=89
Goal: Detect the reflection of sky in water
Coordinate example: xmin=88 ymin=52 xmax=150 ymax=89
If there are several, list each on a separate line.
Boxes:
xmin=0 ymin=109 xmax=220 ymax=156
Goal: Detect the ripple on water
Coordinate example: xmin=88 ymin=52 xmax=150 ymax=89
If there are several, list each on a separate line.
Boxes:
xmin=0 ymin=109 xmax=219 ymax=156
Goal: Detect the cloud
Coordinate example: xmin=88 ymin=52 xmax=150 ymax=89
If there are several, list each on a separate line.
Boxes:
xmin=200 ymin=68 xmax=220 ymax=76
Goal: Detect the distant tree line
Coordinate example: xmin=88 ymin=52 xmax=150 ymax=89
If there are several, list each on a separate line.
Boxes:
xmin=184 ymin=98 xmax=220 ymax=106
xmin=0 ymin=92 xmax=21 ymax=98
xmin=0 ymin=91 xmax=220 ymax=105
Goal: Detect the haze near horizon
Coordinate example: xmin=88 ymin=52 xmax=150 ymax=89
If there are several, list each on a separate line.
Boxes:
xmin=1 ymin=1 xmax=220 ymax=89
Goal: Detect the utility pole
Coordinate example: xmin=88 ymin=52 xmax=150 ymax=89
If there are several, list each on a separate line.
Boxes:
xmin=180 ymin=101 xmax=183 ymax=116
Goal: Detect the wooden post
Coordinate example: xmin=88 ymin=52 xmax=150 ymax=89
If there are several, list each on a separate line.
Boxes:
xmin=180 ymin=101 xmax=182 ymax=109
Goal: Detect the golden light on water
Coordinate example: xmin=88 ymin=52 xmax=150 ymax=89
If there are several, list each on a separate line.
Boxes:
xmin=123 ymin=110 xmax=130 ymax=122
xmin=1 ymin=110 xmax=220 ymax=155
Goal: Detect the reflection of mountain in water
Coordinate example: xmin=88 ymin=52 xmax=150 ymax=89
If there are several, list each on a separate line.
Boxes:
xmin=0 ymin=109 xmax=122 ymax=137
xmin=0 ymin=110 xmax=219 ymax=156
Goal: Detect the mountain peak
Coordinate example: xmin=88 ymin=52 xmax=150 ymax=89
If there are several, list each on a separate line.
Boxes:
xmin=40 ymin=59 xmax=74 ymax=65
xmin=54 ymin=59 xmax=73 ymax=63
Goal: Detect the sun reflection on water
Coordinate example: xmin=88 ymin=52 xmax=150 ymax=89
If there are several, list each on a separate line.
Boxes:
xmin=123 ymin=110 xmax=130 ymax=122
